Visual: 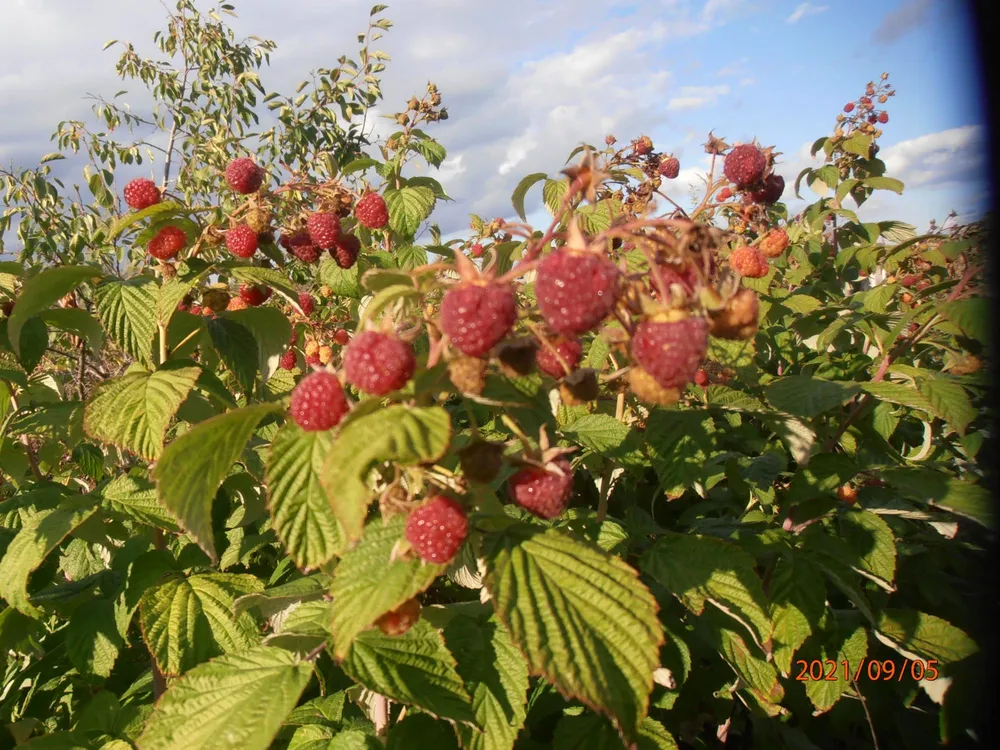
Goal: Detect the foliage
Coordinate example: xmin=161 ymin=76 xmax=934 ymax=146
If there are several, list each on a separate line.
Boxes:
xmin=0 ymin=4 xmax=992 ymax=750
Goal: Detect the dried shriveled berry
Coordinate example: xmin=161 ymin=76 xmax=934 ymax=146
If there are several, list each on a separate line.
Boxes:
xmin=459 ymin=441 xmax=505 ymax=484
xmin=708 ymin=288 xmax=759 ymax=340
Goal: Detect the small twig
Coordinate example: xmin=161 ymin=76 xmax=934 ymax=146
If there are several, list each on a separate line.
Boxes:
xmin=851 ymin=674 xmax=880 ymax=750
xmin=596 ymin=388 xmax=626 ymax=524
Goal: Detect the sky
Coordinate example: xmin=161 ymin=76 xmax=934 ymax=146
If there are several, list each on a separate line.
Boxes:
xmin=0 ymin=0 xmax=989 ymax=250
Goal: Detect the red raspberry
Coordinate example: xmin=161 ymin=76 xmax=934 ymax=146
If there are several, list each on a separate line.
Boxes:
xmin=634 ymin=136 xmax=653 ymax=155
xmin=355 ymin=193 xmax=389 ymax=229
xmin=334 ymin=328 xmax=350 ymax=346
xmin=189 ymin=304 xmax=202 ymax=315
xmin=878 ymin=112 xmax=889 ymax=124
xmin=123 ymin=178 xmax=161 ymax=210
xmin=226 ymin=224 xmax=258 ymax=258
xmin=745 ymin=174 xmax=785 ymax=205
xmin=239 ymin=284 xmax=271 ymax=306
xmin=508 ymin=458 xmax=574 ymax=519
xmin=405 ymin=495 xmax=468 ymax=564
xmin=471 ymin=243 xmax=484 ymax=258
xmin=844 ymin=102 xmax=856 ymax=113
xmin=225 ymin=157 xmax=264 ymax=194
xmin=282 ymin=230 xmax=321 ymax=264
xmin=298 ymin=292 xmax=316 ymax=316
xmin=729 ymin=246 xmax=769 ymax=278
xmin=837 ymin=484 xmax=858 ymax=505
xmin=305 ymin=353 xmax=322 ymax=367
xmin=860 ymin=96 xmax=872 ymax=107
xmin=717 ymin=186 xmax=733 ymax=202
xmin=331 ymin=233 xmax=360 ymax=269
xmin=375 ymin=597 xmax=421 ymax=636
xmin=344 ymin=331 xmax=416 ymax=395
xmin=289 ymin=370 xmax=348 ymax=431
xmin=694 ymin=369 xmax=709 ymax=387
xmin=631 ymin=316 xmax=709 ymax=389
xmin=759 ymin=229 xmax=789 ymax=258
xmin=226 ymin=297 xmax=248 ymax=312
xmin=658 ymin=156 xmax=680 ymax=179
xmin=306 ymin=212 xmax=342 ymax=249
xmin=147 ymin=226 xmax=187 ymax=260
xmin=536 ymin=337 xmax=583 ymax=379
xmin=535 ymin=249 xmax=621 ymax=336
xmin=900 ymin=274 xmax=919 ymax=288
xmin=723 ymin=144 xmax=767 ymax=187
xmin=2 ymin=300 xmax=14 ymax=317
xmin=279 ymin=349 xmax=297 ymax=370
xmin=652 ymin=263 xmax=698 ymax=298
xmin=440 ymin=282 xmax=517 ymax=358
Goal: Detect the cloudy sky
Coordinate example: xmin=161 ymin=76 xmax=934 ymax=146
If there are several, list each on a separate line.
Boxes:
xmin=0 ymin=0 xmax=988 ymax=248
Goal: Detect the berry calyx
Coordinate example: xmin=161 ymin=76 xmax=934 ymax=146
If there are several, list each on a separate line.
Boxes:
xmin=658 ymin=156 xmax=680 ymax=179
xmin=147 ymin=226 xmax=187 ymax=260
xmin=405 ymin=495 xmax=468 ymax=564
xmin=723 ymin=143 xmax=767 ymax=187
xmin=759 ymin=229 xmax=790 ymax=258
xmin=355 ymin=192 xmax=389 ymax=229
xmin=225 ymin=157 xmax=264 ymax=194
xmin=226 ymin=224 xmax=258 ymax=258
xmin=535 ymin=248 xmax=621 ymax=336
xmin=239 ymin=284 xmax=271 ymax=307
xmin=289 ymin=370 xmax=349 ymax=432
xmin=123 ymin=178 xmax=161 ymax=210
xmin=331 ymin=233 xmax=361 ymax=269
xmin=306 ymin=212 xmax=342 ymax=249
xmin=508 ymin=458 xmax=574 ymax=519
xmin=536 ymin=336 xmax=583 ymax=379
xmin=344 ymin=331 xmax=416 ymax=396
xmin=298 ymin=292 xmax=316 ymax=316
xmin=440 ymin=281 xmax=517 ymax=358
xmin=729 ymin=246 xmax=769 ymax=278
xmin=631 ymin=314 xmax=709 ymax=389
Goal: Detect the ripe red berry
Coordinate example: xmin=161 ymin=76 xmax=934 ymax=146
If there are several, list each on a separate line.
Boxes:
xmin=759 ymin=229 xmax=789 ymax=258
xmin=305 ymin=353 xmax=322 ymax=367
xmin=900 ymin=274 xmax=919 ymax=288
xmin=470 ymin=243 xmax=484 ymax=258
xmin=344 ymin=331 xmax=416 ymax=396
xmin=440 ymin=282 xmax=517 ymax=358
xmin=189 ymin=304 xmax=202 ymax=316
xmin=837 ymin=484 xmax=858 ymax=505
xmin=844 ymin=102 xmax=855 ymax=113
xmin=306 ymin=212 xmax=342 ymax=249
xmin=375 ymin=598 xmax=421 ymax=636
xmin=123 ymin=178 xmax=161 ymax=210
xmin=405 ymin=495 xmax=468 ymax=564
xmin=729 ymin=246 xmax=769 ymax=278
xmin=745 ymin=174 xmax=785 ymax=205
xmin=508 ymin=458 xmax=574 ymax=519
xmin=147 ymin=226 xmax=187 ymax=260
xmin=536 ymin=337 xmax=583 ymax=379
xmin=723 ymin=144 xmax=767 ymax=187
xmin=239 ymin=284 xmax=271 ymax=306
xmin=2 ymin=300 xmax=14 ymax=317
xmin=860 ymin=96 xmax=872 ymax=107
xmin=226 ymin=225 xmax=258 ymax=258
xmin=226 ymin=297 xmax=249 ymax=312
xmin=878 ymin=112 xmax=889 ymax=124
xmin=225 ymin=157 xmax=264 ymax=194
xmin=694 ymin=369 xmax=710 ymax=387
xmin=658 ymin=156 xmax=680 ymax=179
xmin=535 ymin=249 xmax=621 ymax=336
xmin=289 ymin=370 xmax=348 ymax=431
xmin=279 ymin=349 xmax=297 ymax=370
xmin=282 ymin=230 xmax=321 ymax=264
xmin=298 ymin=292 xmax=316 ymax=316
xmin=631 ymin=316 xmax=709 ymax=389
xmin=717 ymin=186 xmax=733 ymax=202
xmin=355 ymin=193 xmax=389 ymax=229
xmin=334 ymin=328 xmax=351 ymax=346
xmin=331 ymin=233 xmax=360 ymax=269
xmin=652 ymin=263 xmax=698 ymax=298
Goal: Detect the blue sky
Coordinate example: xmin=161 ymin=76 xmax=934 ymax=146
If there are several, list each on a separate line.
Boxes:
xmin=0 ymin=0 xmax=988 ymax=250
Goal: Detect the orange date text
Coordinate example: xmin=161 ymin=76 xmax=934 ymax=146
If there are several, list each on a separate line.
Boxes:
xmin=793 ymin=658 xmax=939 ymax=682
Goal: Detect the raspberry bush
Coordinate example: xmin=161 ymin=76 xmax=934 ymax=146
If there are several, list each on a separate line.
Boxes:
xmin=0 ymin=5 xmax=992 ymax=750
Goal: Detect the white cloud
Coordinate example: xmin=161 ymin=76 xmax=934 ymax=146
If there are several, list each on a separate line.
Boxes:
xmin=715 ymin=58 xmax=748 ymax=77
xmin=667 ymin=85 xmax=730 ymax=111
xmin=787 ymin=3 xmax=829 ymax=24
xmin=701 ymin=0 xmax=747 ymax=24
xmin=879 ymin=125 xmax=985 ymax=189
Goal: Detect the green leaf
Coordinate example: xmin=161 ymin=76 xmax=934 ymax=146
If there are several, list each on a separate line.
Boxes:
xmin=387 ymin=714 xmax=458 ymax=750
xmin=554 ymin=714 xmax=679 ymax=749
xmin=0 ymin=496 xmax=97 ymax=617
xmin=100 ymin=474 xmax=180 ymax=531
xmin=863 ymin=176 xmax=904 ymax=194
xmin=265 ymin=423 xmax=344 ymax=571
xmin=206 ymin=317 xmax=259 ymax=393
xmin=839 ymin=508 xmax=896 ymax=584
xmin=937 ymin=298 xmax=989 ymax=344
xmin=318 ymin=258 xmax=362 ymax=299
xmin=880 ymin=468 xmax=993 ymax=528
xmin=65 ymin=598 xmax=124 ymax=677
xmin=384 ymin=186 xmax=436 ymax=238
xmin=329 ymin=514 xmax=444 ymax=658
xmin=769 ymin=555 xmax=825 ymax=675
xmin=158 ymin=268 xmax=213 ymax=326
xmin=442 ymin=611 xmax=529 ymax=750
xmin=511 ymin=172 xmax=547 ymax=222
xmin=7 ymin=266 xmax=102 ymax=356
xmin=860 ymin=283 xmax=897 ymax=313
xmin=226 ymin=264 xmax=305 ymax=315
xmin=765 ymin=376 xmax=860 ymax=418
xmin=786 ymin=453 xmax=857 ymax=503
xmin=410 ymin=139 xmax=447 ymax=168
xmin=860 ymin=381 xmax=934 ymax=414
xmin=38 ymin=308 xmax=104 ymax=354
xmin=227 ymin=307 xmax=292 ymax=383
xmin=342 ymin=618 xmax=476 ymax=725
xmin=154 ymin=403 xmax=283 ymax=562
xmin=106 ymin=200 xmax=185 ymax=241
xmin=641 ymin=532 xmax=771 ymax=651
xmin=341 ymin=157 xmax=380 ymax=175
xmin=320 ymin=406 xmax=451 ymax=543
xmin=561 ymin=414 xmax=645 ymax=467
xmin=94 ymin=277 xmax=159 ymax=367
xmin=484 ymin=526 xmax=663 ymax=742
xmin=83 ymin=367 xmax=200 ymax=460
xmin=645 ymin=410 xmax=715 ymax=498
xmin=542 ymin=179 xmax=569 ymax=217
xmin=804 ymin=624 xmax=868 ymax=713
xmin=716 ymin=623 xmax=783 ymax=710
xmin=876 ymin=609 xmax=978 ymax=664
xmin=918 ymin=378 xmax=976 ymax=436
xmin=139 ymin=572 xmax=263 ymax=676
xmin=136 ymin=645 xmax=314 ymax=750
xmin=841 ymin=133 xmax=872 ymax=157
xmin=779 ymin=295 xmax=823 ymax=315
